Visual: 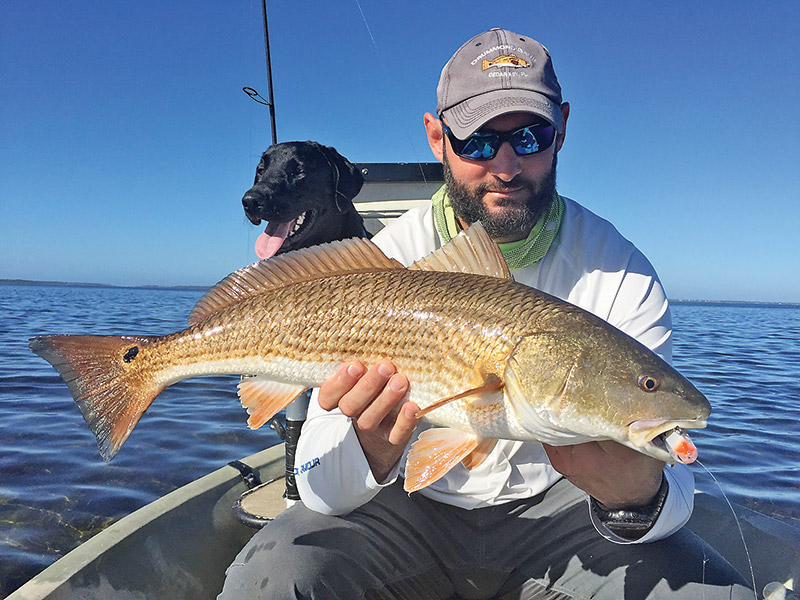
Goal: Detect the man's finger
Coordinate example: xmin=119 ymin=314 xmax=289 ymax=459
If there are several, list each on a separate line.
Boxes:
xmin=388 ymin=401 xmax=419 ymax=446
xmin=318 ymin=361 xmax=365 ymax=411
xmin=338 ymin=361 xmax=397 ymax=418
xmin=356 ymin=373 xmax=410 ymax=430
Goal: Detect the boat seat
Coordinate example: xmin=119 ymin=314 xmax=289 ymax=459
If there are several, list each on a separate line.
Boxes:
xmin=232 ymin=475 xmax=289 ymax=528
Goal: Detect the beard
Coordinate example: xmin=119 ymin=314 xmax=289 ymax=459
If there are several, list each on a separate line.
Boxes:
xmin=443 ymin=149 xmax=558 ymax=240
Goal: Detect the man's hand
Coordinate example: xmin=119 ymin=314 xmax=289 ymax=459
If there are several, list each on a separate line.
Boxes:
xmin=318 ymin=360 xmax=418 ymax=482
xmin=543 ymin=441 xmax=664 ymax=509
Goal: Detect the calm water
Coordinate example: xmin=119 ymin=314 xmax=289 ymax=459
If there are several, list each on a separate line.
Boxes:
xmin=1 ymin=285 xmax=799 ymax=597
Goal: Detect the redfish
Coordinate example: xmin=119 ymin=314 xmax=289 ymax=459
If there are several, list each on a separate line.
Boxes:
xmin=29 ymin=224 xmax=709 ymax=492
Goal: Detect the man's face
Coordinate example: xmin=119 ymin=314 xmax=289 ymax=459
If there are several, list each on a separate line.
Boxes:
xmin=442 ymin=112 xmax=560 ymax=243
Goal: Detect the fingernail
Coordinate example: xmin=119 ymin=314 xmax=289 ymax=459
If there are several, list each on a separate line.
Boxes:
xmin=389 ymin=374 xmax=406 ymax=392
xmin=347 ymin=363 xmax=363 ymax=377
xmin=377 ymin=362 xmax=395 ymax=378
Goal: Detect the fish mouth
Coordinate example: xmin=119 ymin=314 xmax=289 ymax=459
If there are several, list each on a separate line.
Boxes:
xmin=628 ymin=419 xmax=707 ymax=464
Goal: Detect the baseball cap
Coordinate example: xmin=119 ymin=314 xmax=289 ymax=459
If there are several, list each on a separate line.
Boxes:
xmin=436 ymin=28 xmax=563 ymax=139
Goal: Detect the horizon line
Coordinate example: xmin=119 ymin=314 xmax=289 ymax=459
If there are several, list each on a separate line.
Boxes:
xmin=2 ymin=278 xmax=798 ymax=307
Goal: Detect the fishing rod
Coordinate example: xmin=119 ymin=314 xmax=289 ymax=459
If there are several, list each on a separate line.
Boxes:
xmin=243 ymin=0 xmax=278 ymax=145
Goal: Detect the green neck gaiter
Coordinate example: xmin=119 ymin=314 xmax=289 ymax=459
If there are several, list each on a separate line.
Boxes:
xmin=432 ymin=185 xmax=564 ymax=270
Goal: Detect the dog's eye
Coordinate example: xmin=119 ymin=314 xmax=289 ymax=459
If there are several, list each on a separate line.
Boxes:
xmin=286 ymin=161 xmax=305 ymax=180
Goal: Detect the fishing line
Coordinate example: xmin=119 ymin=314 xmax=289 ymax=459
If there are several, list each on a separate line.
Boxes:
xmin=696 ymin=460 xmax=758 ymax=599
xmin=354 ymin=0 xmax=380 ymax=59
xmin=352 ymin=0 xmax=435 ymax=186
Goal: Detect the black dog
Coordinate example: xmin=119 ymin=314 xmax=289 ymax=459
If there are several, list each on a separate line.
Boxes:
xmin=242 ymin=141 xmax=368 ymax=259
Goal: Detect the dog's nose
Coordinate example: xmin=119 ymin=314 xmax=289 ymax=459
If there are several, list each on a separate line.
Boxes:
xmin=242 ymin=193 xmax=263 ymax=225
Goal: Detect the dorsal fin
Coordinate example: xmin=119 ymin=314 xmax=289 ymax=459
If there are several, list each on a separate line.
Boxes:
xmin=408 ymin=222 xmax=511 ymax=279
xmin=188 ymin=237 xmax=403 ymax=325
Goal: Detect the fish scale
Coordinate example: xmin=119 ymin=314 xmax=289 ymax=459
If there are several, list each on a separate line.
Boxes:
xmin=172 ymin=269 xmax=527 ymax=393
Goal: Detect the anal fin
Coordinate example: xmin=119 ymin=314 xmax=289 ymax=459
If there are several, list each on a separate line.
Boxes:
xmin=404 ymin=428 xmax=479 ymax=492
xmin=237 ymin=376 xmax=308 ymax=429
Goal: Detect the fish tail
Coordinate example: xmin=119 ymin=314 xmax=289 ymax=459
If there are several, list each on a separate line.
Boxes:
xmin=29 ymin=334 xmax=163 ymax=461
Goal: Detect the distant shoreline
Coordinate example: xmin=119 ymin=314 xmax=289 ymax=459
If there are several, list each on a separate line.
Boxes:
xmin=1 ymin=279 xmax=797 ymax=306
xmin=671 ymin=299 xmax=800 ymax=308
xmin=0 ymin=279 xmax=208 ymax=291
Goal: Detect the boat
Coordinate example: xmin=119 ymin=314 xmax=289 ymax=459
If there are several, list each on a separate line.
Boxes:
xmin=7 ymin=442 xmax=800 ymax=600
xmin=8 ymin=165 xmax=800 ymax=600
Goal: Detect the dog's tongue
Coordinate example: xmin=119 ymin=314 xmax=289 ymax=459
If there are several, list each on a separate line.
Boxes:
xmin=255 ymin=220 xmax=295 ymax=260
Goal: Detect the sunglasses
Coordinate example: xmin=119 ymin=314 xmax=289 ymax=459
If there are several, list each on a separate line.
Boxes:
xmin=441 ymin=120 xmax=556 ymax=161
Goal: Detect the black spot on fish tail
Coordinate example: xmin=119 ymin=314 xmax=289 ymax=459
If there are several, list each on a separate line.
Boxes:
xmin=123 ymin=346 xmax=139 ymax=363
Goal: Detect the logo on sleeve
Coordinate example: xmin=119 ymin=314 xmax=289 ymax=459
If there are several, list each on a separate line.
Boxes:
xmin=294 ymin=457 xmax=321 ymax=476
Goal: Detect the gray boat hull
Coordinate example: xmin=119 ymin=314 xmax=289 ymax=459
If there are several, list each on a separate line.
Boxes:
xmin=8 ymin=444 xmax=800 ymax=599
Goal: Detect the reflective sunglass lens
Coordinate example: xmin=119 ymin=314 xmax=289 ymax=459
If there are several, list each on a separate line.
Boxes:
xmin=532 ymin=126 xmax=555 ymax=151
xmin=443 ymin=121 xmax=556 ymax=160
xmin=460 ymin=137 xmax=495 ymax=160
xmin=513 ymin=129 xmax=539 ymax=154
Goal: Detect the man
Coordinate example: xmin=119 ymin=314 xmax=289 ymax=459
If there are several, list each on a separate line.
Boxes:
xmin=220 ymin=29 xmax=751 ymax=599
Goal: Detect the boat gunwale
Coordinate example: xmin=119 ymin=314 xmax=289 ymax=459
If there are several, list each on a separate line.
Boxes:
xmin=7 ymin=446 xmax=285 ymax=600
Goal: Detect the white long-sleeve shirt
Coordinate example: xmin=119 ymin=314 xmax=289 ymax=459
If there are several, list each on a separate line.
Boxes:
xmin=295 ymin=196 xmax=695 ymax=543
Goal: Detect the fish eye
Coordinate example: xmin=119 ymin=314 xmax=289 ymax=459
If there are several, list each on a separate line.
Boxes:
xmin=638 ymin=375 xmax=660 ymax=392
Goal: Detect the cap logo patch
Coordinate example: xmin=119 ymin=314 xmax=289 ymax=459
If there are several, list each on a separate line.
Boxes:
xmin=481 ymin=54 xmax=530 ymax=71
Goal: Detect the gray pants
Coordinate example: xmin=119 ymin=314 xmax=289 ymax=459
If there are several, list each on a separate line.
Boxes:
xmin=218 ymin=478 xmax=752 ymax=599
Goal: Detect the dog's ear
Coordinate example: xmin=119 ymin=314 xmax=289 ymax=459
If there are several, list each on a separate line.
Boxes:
xmin=316 ymin=144 xmax=364 ymax=212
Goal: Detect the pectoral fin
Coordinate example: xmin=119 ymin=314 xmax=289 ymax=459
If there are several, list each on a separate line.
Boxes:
xmin=404 ymin=428 xmax=480 ymax=492
xmin=415 ymin=375 xmax=504 ymax=418
xmin=237 ymin=376 xmax=308 ymax=429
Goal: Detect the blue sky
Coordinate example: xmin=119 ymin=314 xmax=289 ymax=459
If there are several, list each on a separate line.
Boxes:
xmin=1 ymin=1 xmax=798 ymax=302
